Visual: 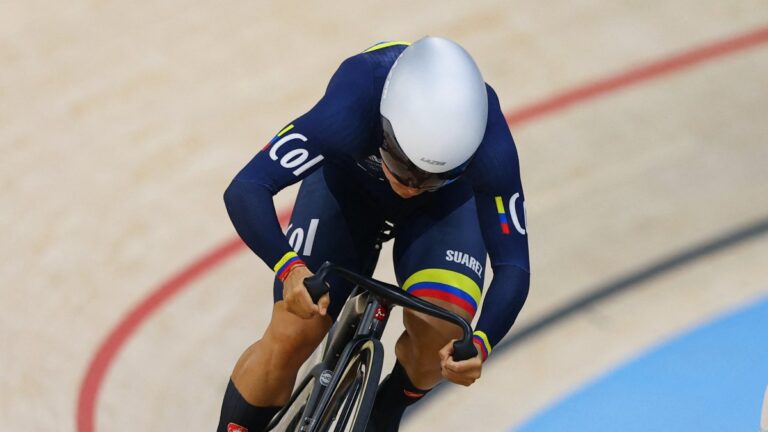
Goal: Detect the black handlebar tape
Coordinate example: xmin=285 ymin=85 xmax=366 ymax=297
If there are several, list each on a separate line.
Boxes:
xmin=451 ymin=338 xmax=478 ymax=361
xmin=303 ymin=273 xmax=329 ymax=304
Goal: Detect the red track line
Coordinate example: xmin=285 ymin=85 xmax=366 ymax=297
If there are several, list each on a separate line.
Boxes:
xmin=76 ymin=209 xmax=290 ymax=432
xmin=76 ymin=24 xmax=768 ymax=432
xmin=505 ymin=25 xmax=768 ymax=125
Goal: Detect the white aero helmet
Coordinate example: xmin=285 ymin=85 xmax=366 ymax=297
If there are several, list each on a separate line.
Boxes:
xmin=380 ymin=36 xmax=488 ymax=190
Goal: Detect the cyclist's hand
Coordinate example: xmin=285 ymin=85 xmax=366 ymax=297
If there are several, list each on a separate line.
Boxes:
xmin=282 ymin=266 xmax=331 ymax=319
xmin=438 ymin=339 xmax=483 ymax=386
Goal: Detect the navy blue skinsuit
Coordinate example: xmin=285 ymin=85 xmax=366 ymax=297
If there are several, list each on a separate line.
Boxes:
xmin=224 ymin=41 xmax=529 ymax=359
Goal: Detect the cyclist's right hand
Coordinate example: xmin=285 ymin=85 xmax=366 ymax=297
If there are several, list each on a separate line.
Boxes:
xmin=282 ymin=265 xmax=331 ymax=319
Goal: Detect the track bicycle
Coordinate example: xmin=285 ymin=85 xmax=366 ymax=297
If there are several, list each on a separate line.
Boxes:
xmin=265 ymin=261 xmax=478 ymax=432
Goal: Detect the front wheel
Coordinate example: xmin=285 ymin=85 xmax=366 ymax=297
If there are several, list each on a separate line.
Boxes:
xmin=316 ymin=339 xmax=383 ymax=432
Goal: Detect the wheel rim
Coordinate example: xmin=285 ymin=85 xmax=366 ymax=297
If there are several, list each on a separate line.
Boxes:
xmin=318 ymin=342 xmax=376 ymax=432
xmin=332 ymin=363 xmax=366 ymax=431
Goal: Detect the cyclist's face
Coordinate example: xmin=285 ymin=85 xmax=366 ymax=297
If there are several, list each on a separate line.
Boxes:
xmin=382 ymin=161 xmax=425 ymax=199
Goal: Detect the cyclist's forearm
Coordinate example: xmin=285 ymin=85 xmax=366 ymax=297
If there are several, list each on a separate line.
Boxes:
xmin=473 ymin=264 xmax=530 ymax=360
xmin=224 ymin=178 xmax=298 ymax=273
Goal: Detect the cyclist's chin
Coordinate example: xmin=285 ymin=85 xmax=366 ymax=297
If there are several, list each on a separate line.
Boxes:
xmin=389 ymin=182 xmax=423 ymax=199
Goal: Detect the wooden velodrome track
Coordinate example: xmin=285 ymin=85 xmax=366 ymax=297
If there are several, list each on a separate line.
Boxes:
xmin=3 ymin=1 xmax=768 ymax=431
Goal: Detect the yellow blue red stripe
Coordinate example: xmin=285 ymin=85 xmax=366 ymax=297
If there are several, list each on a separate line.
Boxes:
xmin=273 ymin=251 xmax=303 ymax=281
xmin=402 ymin=269 xmax=481 ymax=317
xmin=473 ymin=330 xmax=492 ymax=361
xmin=495 ymin=196 xmax=510 ymax=234
xmin=262 ymin=124 xmax=295 ymax=152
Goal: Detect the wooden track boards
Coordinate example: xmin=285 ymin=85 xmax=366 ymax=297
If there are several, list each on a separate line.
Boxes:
xmin=2 ymin=1 xmax=767 ymax=430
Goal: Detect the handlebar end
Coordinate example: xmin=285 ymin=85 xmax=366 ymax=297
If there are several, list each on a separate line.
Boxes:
xmin=452 ymin=338 xmax=478 ymax=362
xmin=303 ymin=273 xmax=329 ymax=304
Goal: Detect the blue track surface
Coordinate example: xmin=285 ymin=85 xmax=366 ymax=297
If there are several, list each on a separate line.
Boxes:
xmin=515 ymin=295 xmax=768 ymax=431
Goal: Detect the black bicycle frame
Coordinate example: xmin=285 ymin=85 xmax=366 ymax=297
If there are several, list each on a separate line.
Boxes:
xmin=266 ymin=261 xmax=477 ymax=431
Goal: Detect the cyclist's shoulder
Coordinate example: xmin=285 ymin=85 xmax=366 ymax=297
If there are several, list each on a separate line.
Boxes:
xmin=320 ymin=41 xmax=410 ymax=126
xmin=335 ymin=41 xmax=410 ymax=89
xmin=479 ymin=83 xmax=517 ymax=152
xmin=466 ymin=84 xmax=523 ymax=190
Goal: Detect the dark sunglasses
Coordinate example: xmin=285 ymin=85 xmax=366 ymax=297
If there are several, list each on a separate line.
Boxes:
xmin=380 ymin=116 xmax=466 ymax=191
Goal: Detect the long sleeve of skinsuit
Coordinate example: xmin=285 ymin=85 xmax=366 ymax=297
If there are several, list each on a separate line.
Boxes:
xmin=465 ymin=85 xmax=531 ymax=360
xmin=223 ymin=55 xmax=375 ymax=277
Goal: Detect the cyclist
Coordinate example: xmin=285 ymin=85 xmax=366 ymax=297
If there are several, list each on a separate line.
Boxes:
xmin=218 ymin=36 xmax=530 ymax=432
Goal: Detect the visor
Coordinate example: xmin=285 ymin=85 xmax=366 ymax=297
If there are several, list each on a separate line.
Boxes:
xmin=380 ymin=116 xmax=468 ymax=191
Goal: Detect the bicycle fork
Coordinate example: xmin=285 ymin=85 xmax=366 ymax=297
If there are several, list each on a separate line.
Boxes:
xmin=300 ymin=295 xmax=391 ymax=431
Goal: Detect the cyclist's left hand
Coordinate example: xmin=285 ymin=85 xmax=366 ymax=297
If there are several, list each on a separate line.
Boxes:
xmin=438 ymin=339 xmax=483 ymax=386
